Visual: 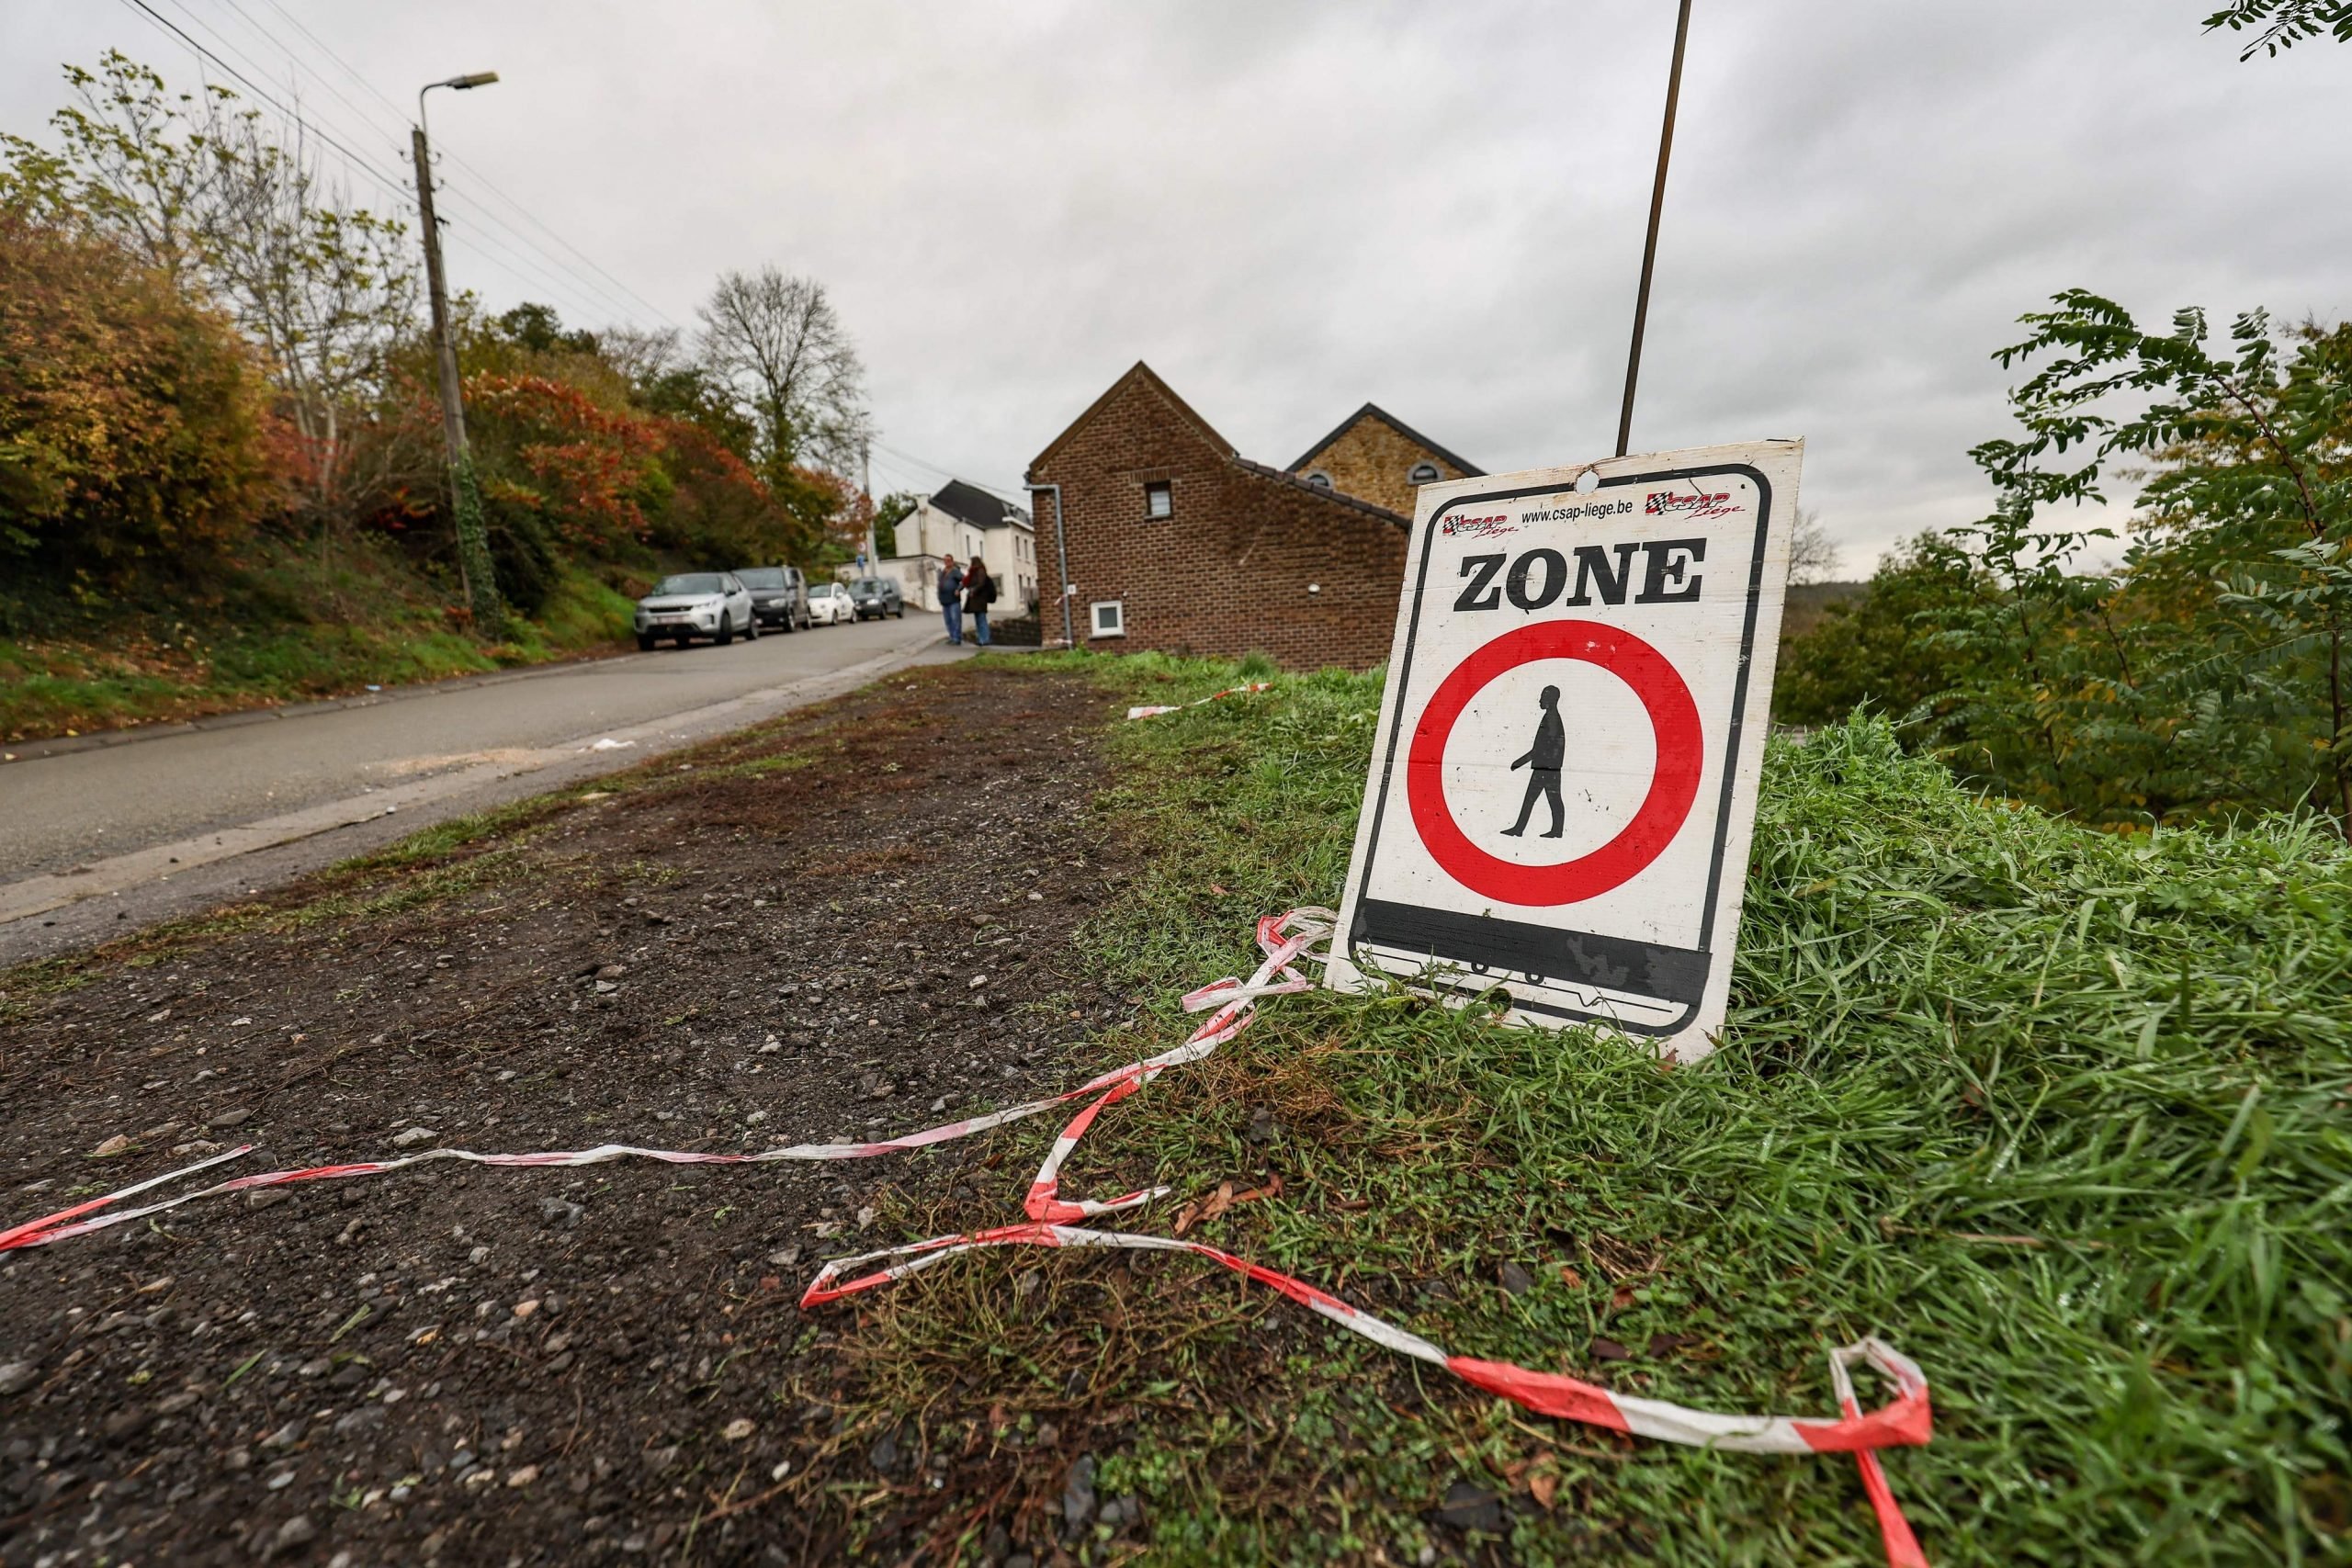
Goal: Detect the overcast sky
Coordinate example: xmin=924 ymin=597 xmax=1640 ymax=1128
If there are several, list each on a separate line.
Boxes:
xmin=7 ymin=2 xmax=2344 ymax=572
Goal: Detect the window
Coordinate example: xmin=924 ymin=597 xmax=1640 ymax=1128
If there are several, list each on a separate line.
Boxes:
xmin=1144 ymin=480 xmax=1173 ymax=519
xmin=1304 ymin=470 xmax=1334 ymax=490
xmin=1091 ymin=600 xmax=1125 ymax=638
xmin=1408 ymin=461 xmax=1442 ymax=485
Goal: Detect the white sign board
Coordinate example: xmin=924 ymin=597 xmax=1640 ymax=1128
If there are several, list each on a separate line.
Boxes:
xmin=1328 ymin=440 xmax=1802 ymax=1061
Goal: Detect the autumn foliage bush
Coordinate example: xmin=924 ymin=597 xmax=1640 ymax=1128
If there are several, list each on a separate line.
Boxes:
xmin=0 ymin=207 xmax=276 ymax=570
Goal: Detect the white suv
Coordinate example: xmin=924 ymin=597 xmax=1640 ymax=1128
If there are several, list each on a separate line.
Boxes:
xmin=634 ymin=572 xmax=757 ymax=649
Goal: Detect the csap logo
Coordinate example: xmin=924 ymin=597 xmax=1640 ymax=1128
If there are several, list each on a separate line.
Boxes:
xmin=1645 ymin=490 xmax=1737 ymax=518
xmin=1441 ymin=513 xmax=1515 ymax=540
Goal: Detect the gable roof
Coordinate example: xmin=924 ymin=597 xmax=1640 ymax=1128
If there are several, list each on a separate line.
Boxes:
xmin=1231 ymin=458 xmax=1409 ymax=529
xmin=1287 ymin=401 xmax=1486 ymax=479
xmin=929 ymin=479 xmax=1026 ymax=530
xmin=1027 ymin=360 xmax=1235 ymax=478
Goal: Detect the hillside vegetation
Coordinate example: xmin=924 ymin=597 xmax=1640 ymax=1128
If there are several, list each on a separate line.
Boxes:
xmin=1 ymin=53 xmax=871 ymax=740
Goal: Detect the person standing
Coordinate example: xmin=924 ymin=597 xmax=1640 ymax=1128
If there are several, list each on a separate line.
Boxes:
xmin=1502 ymin=684 xmax=1566 ymax=838
xmin=963 ymin=557 xmax=997 ymax=648
xmin=936 ymin=554 xmax=963 ymax=646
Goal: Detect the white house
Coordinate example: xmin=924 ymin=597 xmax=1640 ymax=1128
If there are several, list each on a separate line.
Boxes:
xmin=879 ymin=480 xmax=1037 ymax=614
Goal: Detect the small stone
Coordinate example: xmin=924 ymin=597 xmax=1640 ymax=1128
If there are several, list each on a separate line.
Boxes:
xmin=982 ymin=1523 xmax=1012 ymax=1562
xmin=594 ymin=964 xmax=628 ymax=979
xmin=1435 ymin=1481 xmax=1503 ymax=1534
xmin=209 ymin=1108 xmax=253 ymax=1128
xmin=222 ymin=1447 xmax=252 ymax=1472
xmin=968 ymin=975 xmax=989 ymax=988
xmin=461 ymin=1466 xmax=497 ymax=1489
xmin=765 ymin=1247 xmax=801 ymax=1268
xmin=91 ymin=1134 xmax=131 ymax=1157
xmin=245 ymin=1189 xmax=289 ymax=1211
xmin=0 ymin=1361 xmax=36 ymax=1396
xmin=505 ymin=1464 xmax=539 ymax=1487
xmin=390 ymin=1127 xmax=435 ymax=1148
xmin=539 ymin=1198 xmax=584 ymax=1228
xmin=1061 ymin=1454 xmax=1098 ymax=1530
xmin=594 ymin=980 xmax=619 ymax=995
xmin=722 ymin=1417 xmax=755 ymax=1442
xmin=1498 ymin=1262 xmax=1535 ymax=1296
xmin=274 ymin=1514 xmax=316 ymax=1550
xmin=512 ymin=1300 xmax=540 ymax=1319
xmin=867 ymin=1432 xmax=899 ymax=1472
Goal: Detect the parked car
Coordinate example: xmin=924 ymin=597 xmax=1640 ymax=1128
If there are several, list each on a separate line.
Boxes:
xmin=634 ymin=572 xmax=756 ymax=649
xmin=849 ymin=576 xmax=904 ymax=620
xmin=807 ymin=581 xmax=855 ymax=626
xmin=733 ymin=565 xmax=810 ymax=631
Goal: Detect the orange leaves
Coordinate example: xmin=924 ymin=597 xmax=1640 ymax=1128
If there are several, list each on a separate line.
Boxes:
xmin=1171 ymin=1173 xmax=1283 ymax=1236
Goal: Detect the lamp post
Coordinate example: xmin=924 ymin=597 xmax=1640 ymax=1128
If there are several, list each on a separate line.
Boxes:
xmin=413 ymin=72 xmax=502 ymax=630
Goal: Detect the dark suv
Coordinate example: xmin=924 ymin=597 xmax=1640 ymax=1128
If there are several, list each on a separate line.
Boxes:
xmin=733 ymin=565 xmax=810 ymax=631
xmin=849 ymin=577 xmax=905 ymax=620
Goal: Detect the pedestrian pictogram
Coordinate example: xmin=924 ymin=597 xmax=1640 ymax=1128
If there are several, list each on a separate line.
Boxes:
xmin=1329 ymin=441 xmax=1803 ymax=1061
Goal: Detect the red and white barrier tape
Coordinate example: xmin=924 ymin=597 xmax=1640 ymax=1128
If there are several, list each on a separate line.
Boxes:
xmin=3 ymin=906 xmax=1929 ymax=1564
xmin=1125 ymin=681 xmax=1272 ymax=721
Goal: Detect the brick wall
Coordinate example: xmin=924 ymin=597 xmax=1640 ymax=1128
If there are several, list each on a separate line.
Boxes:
xmin=1296 ymin=412 xmax=1475 ymax=516
xmin=1029 ymin=369 xmax=1408 ymax=671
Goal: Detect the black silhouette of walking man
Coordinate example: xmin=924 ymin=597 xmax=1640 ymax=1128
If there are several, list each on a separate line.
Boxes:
xmin=1502 ymin=685 xmax=1566 ymax=838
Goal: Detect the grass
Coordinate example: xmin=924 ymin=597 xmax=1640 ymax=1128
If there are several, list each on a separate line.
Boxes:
xmin=840 ymin=650 xmax=2352 ymax=1566
xmin=0 ymin=535 xmax=636 ymax=743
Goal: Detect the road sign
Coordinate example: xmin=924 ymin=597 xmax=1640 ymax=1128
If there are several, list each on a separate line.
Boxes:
xmin=1328 ymin=440 xmax=1802 ymax=1061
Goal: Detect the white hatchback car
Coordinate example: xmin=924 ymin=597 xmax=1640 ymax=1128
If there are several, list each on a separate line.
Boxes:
xmin=807 ymin=581 xmax=855 ymax=626
xmin=634 ymin=572 xmax=757 ymax=649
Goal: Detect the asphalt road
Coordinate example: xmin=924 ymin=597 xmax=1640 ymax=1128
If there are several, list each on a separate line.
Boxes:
xmin=0 ymin=615 xmax=956 ymax=963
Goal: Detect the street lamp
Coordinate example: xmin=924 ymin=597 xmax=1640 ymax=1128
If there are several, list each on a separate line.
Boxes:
xmin=412 ymin=72 xmax=502 ymax=629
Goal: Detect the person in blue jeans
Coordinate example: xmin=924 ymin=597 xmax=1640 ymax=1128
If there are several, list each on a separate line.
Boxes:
xmin=963 ymin=557 xmax=997 ymax=647
xmin=937 ymin=554 xmax=963 ymax=645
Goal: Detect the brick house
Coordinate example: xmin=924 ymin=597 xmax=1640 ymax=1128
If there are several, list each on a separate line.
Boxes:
xmin=1287 ymin=402 xmax=1485 ymax=516
xmin=1025 ymin=363 xmax=1480 ymax=670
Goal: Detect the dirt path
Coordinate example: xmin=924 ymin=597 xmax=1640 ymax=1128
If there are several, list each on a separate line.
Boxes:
xmin=0 ymin=664 xmax=1137 ymax=1566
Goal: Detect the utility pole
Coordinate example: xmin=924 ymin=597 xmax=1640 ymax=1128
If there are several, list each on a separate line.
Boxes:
xmin=860 ymin=436 xmax=877 ymax=583
xmin=1615 ymin=0 xmax=1693 ymax=459
xmin=413 ymin=73 xmax=502 ymax=631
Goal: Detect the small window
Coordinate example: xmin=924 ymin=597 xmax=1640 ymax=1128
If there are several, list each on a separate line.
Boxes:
xmin=1091 ymin=600 xmax=1125 ymax=638
xmin=1408 ymin=461 xmax=1442 ymax=485
xmin=1143 ymin=480 xmax=1172 ymax=519
xmin=1305 ymin=469 xmax=1334 ymax=490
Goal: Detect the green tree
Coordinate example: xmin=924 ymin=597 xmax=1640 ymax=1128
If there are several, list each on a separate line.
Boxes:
xmin=2203 ymin=0 xmax=2352 ymax=57
xmin=1954 ymin=296 xmax=2351 ymax=832
xmin=1772 ymin=534 xmax=1980 ymax=728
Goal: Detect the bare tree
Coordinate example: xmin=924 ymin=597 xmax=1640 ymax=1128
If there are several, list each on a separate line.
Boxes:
xmin=696 ymin=267 xmax=870 ymax=477
xmin=596 ymin=323 xmax=682 ymax=387
xmin=1789 ymin=507 xmax=1842 ymax=586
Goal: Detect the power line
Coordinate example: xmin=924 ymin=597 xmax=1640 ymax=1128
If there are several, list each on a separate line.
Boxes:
xmin=183 ymin=0 xmax=667 ymax=330
xmin=231 ymin=0 xmax=684 ymax=330
xmin=117 ymin=0 xmax=414 ymax=209
xmin=871 ymin=441 xmax=1025 ymax=503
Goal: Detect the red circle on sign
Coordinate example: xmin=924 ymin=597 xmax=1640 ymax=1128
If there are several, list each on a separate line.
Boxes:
xmin=1405 ymin=620 xmax=1702 ymax=907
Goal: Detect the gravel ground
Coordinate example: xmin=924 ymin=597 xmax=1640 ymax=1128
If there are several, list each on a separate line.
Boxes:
xmin=0 ymin=664 xmax=1141 ymax=1566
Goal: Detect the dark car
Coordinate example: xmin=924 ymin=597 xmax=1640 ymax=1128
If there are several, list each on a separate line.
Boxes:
xmin=848 ymin=576 xmax=904 ymax=620
xmin=733 ymin=565 xmax=810 ymax=631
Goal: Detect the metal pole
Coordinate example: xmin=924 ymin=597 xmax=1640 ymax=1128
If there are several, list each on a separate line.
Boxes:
xmin=1026 ymin=482 xmax=1071 ymax=649
xmin=1615 ymin=0 xmax=1693 ymax=459
xmin=413 ymin=98 xmax=500 ymax=628
xmin=860 ymin=436 xmax=876 ymax=581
